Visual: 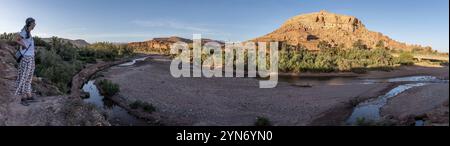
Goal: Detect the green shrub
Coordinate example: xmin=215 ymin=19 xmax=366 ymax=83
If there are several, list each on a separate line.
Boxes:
xmin=83 ymin=42 xmax=135 ymax=61
xmin=129 ymin=100 xmax=155 ymax=113
xmin=35 ymin=40 xmax=83 ymax=93
xmin=277 ymin=45 xmax=396 ymax=73
xmin=396 ymin=51 xmax=414 ymax=65
xmin=97 ymin=79 xmax=120 ymax=97
xmin=171 ymin=41 xmax=401 ymax=74
xmin=254 ymin=117 xmax=272 ymax=126
xmin=33 ymin=36 xmax=50 ymax=48
xmin=355 ymin=117 xmax=377 ymax=126
xmin=129 ymin=100 xmax=143 ymax=109
xmin=352 ymin=39 xmax=369 ymax=50
xmin=0 ymin=32 xmax=15 ymax=41
xmin=142 ymin=102 xmax=156 ymax=113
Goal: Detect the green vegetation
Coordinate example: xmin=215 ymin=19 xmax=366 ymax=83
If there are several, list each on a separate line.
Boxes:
xmin=278 ymin=40 xmax=450 ymax=73
xmin=174 ymin=40 xmax=441 ymax=74
xmin=81 ymin=42 xmax=134 ymax=62
xmin=129 ymin=100 xmax=156 ymax=113
xmin=392 ymin=46 xmax=448 ymax=66
xmin=355 ymin=117 xmax=374 ymax=126
xmin=1 ymin=32 xmax=135 ymax=94
xmin=35 ymin=37 xmax=84 ymax=92
xmin=254 ymin=116 xmax=272 ymax=126
xmin=352 ymin=39 xmax=369 ymax=50
xmin=169 ymin=39 xmax=450 ymax=73
xmin=354 ymin=117 xmax=396 ymax=126
xmin=97 ymin=79 xmax=120 ymax=97
xmin=279 ymin=42 xmax=396 ymax=73
xmin=0 ymin=32 xmax=15 ymax=41
xmin=12 ymin=35 xmax=134 ymax=93
xmin=129 ymin=100 xmax=143 ymax=109
xmin=395 ymin=51 xmax=414 ymax=65
xmin=142 ymin=102 xmax=156 ymax=113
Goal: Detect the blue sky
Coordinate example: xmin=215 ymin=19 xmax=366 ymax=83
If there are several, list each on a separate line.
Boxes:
xmin=0 ymin=0 xmax=448 ymax=52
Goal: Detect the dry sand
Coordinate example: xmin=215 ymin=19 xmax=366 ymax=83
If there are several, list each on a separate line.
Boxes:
xmin=381 ymin=83 xmax=449 ymax=125
xmin=359 ymin=66 xmax=449 ymax=80
xmin=100 ymin=56 xmax=388 ymax=125
xmin=99 ymin=55 xmax=449 ymax=126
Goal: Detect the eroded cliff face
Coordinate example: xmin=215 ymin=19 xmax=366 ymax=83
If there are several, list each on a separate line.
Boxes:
xmin=128 ymin=37 xmax=188 ymax=54
xmin=0 ymin=41 xmax=109 ymax=126
xmin=128 ymin=36 xmax=224 ymax=54
xmin=253 ymin=10 xmax=429 ymax=51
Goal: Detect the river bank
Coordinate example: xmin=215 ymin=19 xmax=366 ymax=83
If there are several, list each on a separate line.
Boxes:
xmin=381 ymin=83 xmax=449 ymax=125
xmin=1 ymin=39 xmax=148 ymax=125
xmin=279 ymin=65 xmax=449 ymax=80
xmin=94 ymin=55 xmax=448 ymax=126
xmin=1 ymin=41 xmax=114 ymax=125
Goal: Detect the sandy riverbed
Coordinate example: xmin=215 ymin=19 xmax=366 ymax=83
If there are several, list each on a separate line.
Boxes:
xmin=381 ymin=83 xmax=449 ymax=125
xmin=359 ymin=66 xmax=449 ymax=80
xmin=99 ymin=55 xmax=449 ymax=126
xmin=281 ymin=65 xmax=449 ymax=79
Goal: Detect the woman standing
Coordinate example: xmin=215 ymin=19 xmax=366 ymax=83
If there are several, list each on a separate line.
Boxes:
xmin=14 ymin=17 xmax=36 ymax=106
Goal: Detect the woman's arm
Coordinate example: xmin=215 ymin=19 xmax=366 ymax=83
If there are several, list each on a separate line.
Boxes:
xmin=15 ymin=33 xmax=27 ymax=48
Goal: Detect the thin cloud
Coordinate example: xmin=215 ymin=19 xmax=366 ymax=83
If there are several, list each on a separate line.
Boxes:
xmin=63 ymin=27 xmax=88 ymax=33
xmin=33 ymin=32 xmax=162 ymax=42
xmin=131 ymin=19 xmax=211 ymax=32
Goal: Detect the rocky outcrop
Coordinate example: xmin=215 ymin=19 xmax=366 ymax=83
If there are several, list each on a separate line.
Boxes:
xmin=253 ymin=10 xmax=430 ymax=51
xmin=42 ymin=38 xmax=90 ymax=48
xmin=0 ymin=41 xmax=16 ymax=125
xmin=128 ymin=36 xmax=224 ymax=55
xmin=381 ymin=83 xmax=449 ymax=126
xmin=0 ymin=41 xmax=109 ymax=126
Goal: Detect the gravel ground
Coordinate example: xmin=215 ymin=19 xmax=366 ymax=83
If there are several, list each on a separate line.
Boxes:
xmin=381 ymin=83 xmax=449 ymax=125
xmin=101 ymin=56 xmax=391 ymax=126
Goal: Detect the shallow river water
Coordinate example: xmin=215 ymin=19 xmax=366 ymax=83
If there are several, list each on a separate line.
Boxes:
xmin=82 ymin=57 xmax=151 ymax=126
xmin=82 ymin=57 xmax=448 ymax=126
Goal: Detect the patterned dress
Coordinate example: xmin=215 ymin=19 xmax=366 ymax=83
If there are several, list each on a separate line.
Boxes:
xmin=14 ymin=29 xmax=35 ymax=96
xmin=14 ymin=56 xmax=35 ymax=96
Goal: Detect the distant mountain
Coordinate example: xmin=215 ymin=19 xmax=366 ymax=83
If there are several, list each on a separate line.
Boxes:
xmin=42 ymin=38 xmax=90 ymax=48
xmin=153 ymin=36 xmax=194 ymax=44
xmin=253 ymin=10 xmax=431 ymax=51
xmin=128 ymin=36 xmax=224 ymax=54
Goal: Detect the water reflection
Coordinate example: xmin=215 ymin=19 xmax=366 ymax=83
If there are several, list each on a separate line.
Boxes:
xmin=280 ymin=75 xmax=448 ymax=86
xmin=279 ymin=76 xmax=360 ymax=86
xmin=82 ymin=80 xmax=150 ymax=126
xmin=279 ymin=75 xmax=447 ymax=126
xmin=346 ymin=83 xmax=427 ymax=125
xmin=118 ymin=57 xmax=148 ymax=66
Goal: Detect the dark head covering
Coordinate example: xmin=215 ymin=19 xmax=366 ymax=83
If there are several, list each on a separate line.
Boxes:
xmin=23 ymin=17 xmax=35 ymax=39
xmin=26 ymin=17 xmax=35 ymax=26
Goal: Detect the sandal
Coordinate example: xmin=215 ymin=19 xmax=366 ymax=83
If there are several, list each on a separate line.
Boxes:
xmin=20 ymin=99 xmax=30 ymax=106
xmin=24 ymin=96 xmax=36 ymax=101
xmin=24 ymin=94 xmax=37 ymax=102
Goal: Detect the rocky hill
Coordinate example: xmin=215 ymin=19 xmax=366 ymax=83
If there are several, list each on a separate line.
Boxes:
xmin=42 ymin=38 xmax=90 ymax=48
xmin=128 ymin=36 xmax=224 ymax=54
xmin=0 ymin=41 xmax=108 ymax=126
xmin=253 ymin=10 xmax=430 ymax=51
